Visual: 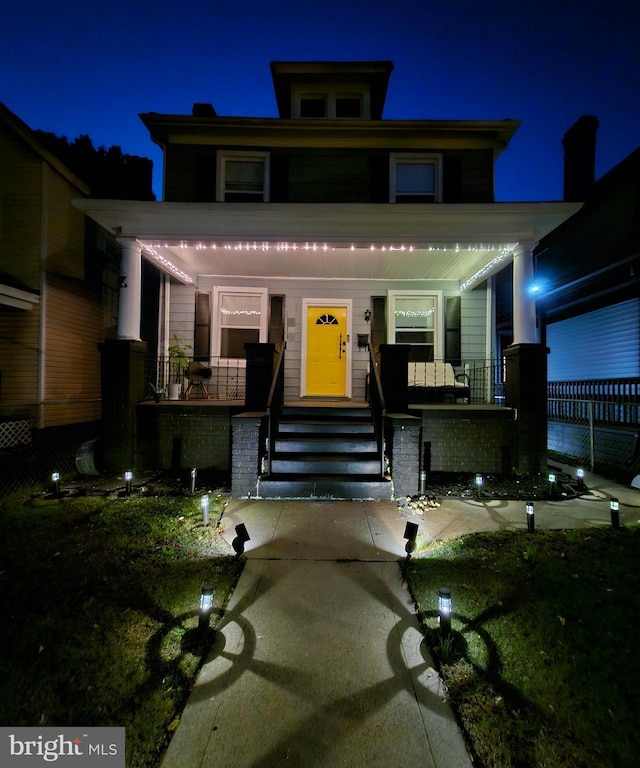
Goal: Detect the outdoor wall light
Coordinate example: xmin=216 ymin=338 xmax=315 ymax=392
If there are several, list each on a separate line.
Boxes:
xmin=438 ymin=587 xmax=452 ymax=638
xmin=364 ymin=308 xmax=371 ymax=322
xmin=232 ymin=523 xmax=251 ymax=557
xmin=190 ymin=468 xmax=197 ymax=493
xmin=526 ymin=501 xmax=535 ymax=533
xmin=610 ymin=498 xmax=620 ymax=529
xmin=198 ymin=584 xmax=214 ymax=634
xmin=51 ymin=472 xmax=61 ymax=495
xmin=200 ymin=494 xmax=210 ymax=525
xmin=404 ymin=521 xmax=419 ymax=558
xmin=124 ymin=470 xmax=133 ymax=495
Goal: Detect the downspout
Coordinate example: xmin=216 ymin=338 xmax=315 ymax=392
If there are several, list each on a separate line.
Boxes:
xmin=36 ymin=164 xmax=49 ymax=429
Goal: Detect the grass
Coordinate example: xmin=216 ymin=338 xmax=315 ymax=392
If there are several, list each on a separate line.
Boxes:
xmin=403 ymin=527 xmax=640 ymax=768
xmin=0 ymin=488 xmax=243 ymax=768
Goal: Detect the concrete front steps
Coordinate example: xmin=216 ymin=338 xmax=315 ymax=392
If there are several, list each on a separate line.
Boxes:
xmin=257 ymin=404 xmax=393 ymax=500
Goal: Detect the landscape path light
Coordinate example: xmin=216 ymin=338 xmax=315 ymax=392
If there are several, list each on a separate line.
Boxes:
xmin=526 ymin=501 xmax=535 ymax=533
xmin=438 ymin=587 xmax=452 ymax=638
xmin=576 ymin=467 xmax=585 ymax=489
xmin=475 ymin=474 xmax=483 ymax=498
xmin=200 ymin=494 xmax=210 ymax=525
xmin=190 ymin=468 xmax=197 ymax=493
xmin=403 ymin=521 xmax=419 ymax=558
xmin=198 ymin=584 xmax=214 ymax=635
xmin=610 ymin=498 xmax=620 ymax=529
xmin=124 ymin=470 xmax=133 ymax=495
xmin=548 ymin=472 xmax=556 ymax=497
xmin=51 ymin=472 xmax=61 ymax=495
xmin=232 ymin=523 xmax=251 ymax=557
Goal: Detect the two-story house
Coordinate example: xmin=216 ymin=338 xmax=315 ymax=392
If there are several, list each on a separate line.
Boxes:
xmin=76 ymin=61 xmax=580 ymax=498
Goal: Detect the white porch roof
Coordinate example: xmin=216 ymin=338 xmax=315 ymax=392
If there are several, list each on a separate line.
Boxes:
xmin=74 ymin=200 xmax=581 ymax=290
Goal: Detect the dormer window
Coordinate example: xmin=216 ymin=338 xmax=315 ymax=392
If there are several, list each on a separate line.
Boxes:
xmin=293 ymin=86 xmax=369 ymax=119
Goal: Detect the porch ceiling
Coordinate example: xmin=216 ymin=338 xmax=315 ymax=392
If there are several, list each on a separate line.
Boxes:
xmin=74 ymin=199 xmax=582 ymax=287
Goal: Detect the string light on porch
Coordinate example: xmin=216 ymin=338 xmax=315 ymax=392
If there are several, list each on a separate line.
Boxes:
xmin=459 ymin=249 xmax=513 ymax=292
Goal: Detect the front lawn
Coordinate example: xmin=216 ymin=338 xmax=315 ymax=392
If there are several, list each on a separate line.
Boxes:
xmin=403 ymin=527 xmax=640 ymax=768
xmin=0 ymin=490 xmax=243 ymax=768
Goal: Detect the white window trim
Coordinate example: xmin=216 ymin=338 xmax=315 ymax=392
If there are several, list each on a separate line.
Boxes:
xmin=216 ymin=150 xmax=270 ymax=202
xmin=387 ymin=289 xmax=444 ymax=359
xmin=212 ymin=286 xmax=268 ymax=358
xmin=389 ymin=153 xmax=443 ymax=203
xmin=292 ymin=84 xmax=370 ymax=119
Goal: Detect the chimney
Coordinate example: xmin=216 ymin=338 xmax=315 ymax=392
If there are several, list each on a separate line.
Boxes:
xmin=562 ymin=115 xmax=598 ymax=201
xmin=192 ymin=103 xmax=217 ymax=117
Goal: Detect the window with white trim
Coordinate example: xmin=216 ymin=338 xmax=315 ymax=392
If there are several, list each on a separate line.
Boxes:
xmin=213 ymin=287 xmax=268 ymax=358
xmin=217 ymin=151 xmax=270 ymax=202
xmin=293 ymin=86 xmax=369 ymax=119
xmin=389 ymin=153 xmax=442 ymax=203
xmin=388 ymin=290 xmax=443 ymax=359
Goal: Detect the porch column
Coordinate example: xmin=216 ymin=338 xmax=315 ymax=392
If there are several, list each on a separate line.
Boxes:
xmin=512 ymin=241 xmax=538 ymax=344
xmin=117 ymin=237 xmax=143 ymax=341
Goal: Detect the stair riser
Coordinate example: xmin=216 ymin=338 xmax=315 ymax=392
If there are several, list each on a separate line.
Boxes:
xmin=281 ymin=407 xmax=372 ymax=419
xmin=275 ymin=440 xmax=378 ymax=453
xmin=257 ymin=478 xmax=393 ymax=501
xmin=278 ymin=422 xmax=375 ymax=435
xmin=271 ymin=458 xmax=381 ymax=475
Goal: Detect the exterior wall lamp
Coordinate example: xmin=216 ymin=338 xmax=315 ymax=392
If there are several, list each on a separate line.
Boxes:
xmin=364 ymin=309 xmax=371 ymax=322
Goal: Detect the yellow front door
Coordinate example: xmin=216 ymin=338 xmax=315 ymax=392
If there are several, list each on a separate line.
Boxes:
xmin=305 ymin=306 xmax=348 ymax=396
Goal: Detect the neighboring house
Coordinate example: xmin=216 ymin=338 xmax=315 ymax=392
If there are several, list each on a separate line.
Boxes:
xmin=0 ymin=102 xmax=152 ymax=492
xmin=76 ymin=61 xmax=580 ymax=497
xmin=533 ymin=120 xmax=640 ymax=482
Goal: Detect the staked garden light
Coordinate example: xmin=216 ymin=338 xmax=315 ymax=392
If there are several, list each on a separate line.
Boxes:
xmin=190 ymin=468 xmax=197 ymax=493
xmin=576 ymin=467 xmax=585 ymax=489
xmin=124 ymin=470 xmax=133 ymax=495
xmin=526 ymin=501 xmax=535 ymax=533
xmin=198 ymin=584 xmax=214 ymax=634
xmin=200 ymin=494 xmax=210 ymax=525
xmin=232 ymin=523 xmax=251 ymax=557
xmin=610 ymin=498 xmax=620 ymax=529
xmin=438 ymin=587 xmax=452 ymax=638
xmin=548 ymin=472 xmax=556 ymax=496
xmin=404 ymin=521 xmax=419 ymax=558
xmin=51 ymin=472 xmax=61 ymax=495
xmin=475 ymin=474 xmax=483 ymax=498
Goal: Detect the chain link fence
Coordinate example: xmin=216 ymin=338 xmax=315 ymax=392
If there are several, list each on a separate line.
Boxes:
xmin=0 ymin=421 xmax=100 ymax=499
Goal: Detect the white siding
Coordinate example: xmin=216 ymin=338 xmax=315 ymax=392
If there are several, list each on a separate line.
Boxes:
xmin=172 ymin=277 xmax=486 ymax=398
xmin=547 ymin=298 xmax=640 ymax=381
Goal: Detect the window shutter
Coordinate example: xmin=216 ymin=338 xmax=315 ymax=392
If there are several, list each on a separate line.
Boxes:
xmin=194 ymin=291 xmax=211 ymax=360
xmin=445 ymin=296 xmax=461 ymax=365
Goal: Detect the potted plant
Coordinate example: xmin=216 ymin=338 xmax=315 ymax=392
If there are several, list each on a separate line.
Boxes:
xmin=167 ymin=334 xmax=191 ymax=399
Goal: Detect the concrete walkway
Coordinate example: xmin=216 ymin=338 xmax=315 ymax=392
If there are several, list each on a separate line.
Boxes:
xmin=161 ymin=468 xmax=640 ymax=768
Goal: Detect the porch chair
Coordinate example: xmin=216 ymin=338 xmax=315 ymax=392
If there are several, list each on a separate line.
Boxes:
xmin=184 ymin=361 xmax=212 ymax=400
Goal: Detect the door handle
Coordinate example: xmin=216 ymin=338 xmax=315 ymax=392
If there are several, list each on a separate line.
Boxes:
xmin=338 ymin=333 xmax=342 ymax=359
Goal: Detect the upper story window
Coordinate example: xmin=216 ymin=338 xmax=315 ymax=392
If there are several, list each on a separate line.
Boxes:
xmin=217 ymin=151 xmax=270 ymax=202
xmin=293 ymin=86 xmax=369 ymax=119
xmin=389 ymin=153 xmax=442 ymax=203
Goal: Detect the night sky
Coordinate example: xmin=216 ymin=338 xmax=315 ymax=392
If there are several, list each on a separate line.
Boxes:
xmin=2 ymin=0 xmax=639 ymax=202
